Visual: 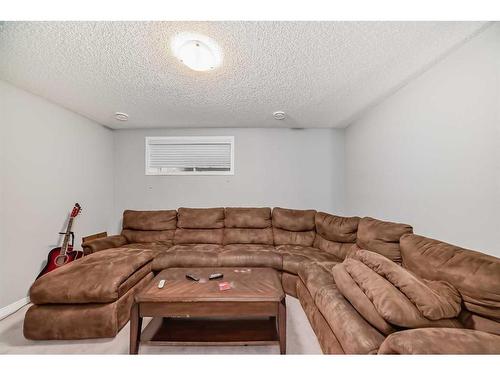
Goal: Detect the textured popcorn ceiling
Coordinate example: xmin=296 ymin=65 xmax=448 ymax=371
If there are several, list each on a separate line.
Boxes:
xmin=0 ymin=21 xmax=489 ymax=129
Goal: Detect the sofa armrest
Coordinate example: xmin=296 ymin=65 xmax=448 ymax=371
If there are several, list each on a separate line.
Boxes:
xmin=82 ymin=235 xmax=128 ymax=254
xmin=378 ymin=328 xmax=500 ymax=354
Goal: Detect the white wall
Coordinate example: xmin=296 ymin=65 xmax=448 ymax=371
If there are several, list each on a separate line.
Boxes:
xmin=345 ymin=24 xmax=500 ymax=256
xmin=0 ymin=81 xmax=114 ymax=308
xmin=113 ymin=128 xmax=345 ymax=231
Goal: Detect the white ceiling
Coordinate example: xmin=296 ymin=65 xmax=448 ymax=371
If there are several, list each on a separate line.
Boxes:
xmin=0 ymin=21 xmax=488 ymax=129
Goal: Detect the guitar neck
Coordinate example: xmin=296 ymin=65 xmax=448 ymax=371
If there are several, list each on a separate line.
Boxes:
xmin=60 ymin=217 xmax=75 ymax=255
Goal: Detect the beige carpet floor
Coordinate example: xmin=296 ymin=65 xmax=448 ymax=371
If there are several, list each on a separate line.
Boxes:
xmin=0 ymin=296 xmax=322 ymax=354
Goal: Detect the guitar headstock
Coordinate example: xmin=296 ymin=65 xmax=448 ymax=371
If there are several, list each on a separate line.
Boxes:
xmin=70 ymin=203 xmax=82 ymax=218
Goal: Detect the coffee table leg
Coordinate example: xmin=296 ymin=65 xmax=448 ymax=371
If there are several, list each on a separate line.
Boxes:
xmin=278 ymin=297 xmax=286 ymax=354
xmin=129 ymin=303 xmax=142 ymax=354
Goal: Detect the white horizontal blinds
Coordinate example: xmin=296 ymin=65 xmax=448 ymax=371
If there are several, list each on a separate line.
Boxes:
xmin=146 ymin=136 xmax=234 ymax=174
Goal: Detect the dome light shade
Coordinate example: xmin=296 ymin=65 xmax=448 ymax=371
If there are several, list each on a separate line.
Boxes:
xmin=171 ymin=33 xmax=222 ymax=72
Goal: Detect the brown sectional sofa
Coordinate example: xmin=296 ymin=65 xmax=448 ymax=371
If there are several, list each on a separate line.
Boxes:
xmin=24 ymin=207 xmax=500 ymax=354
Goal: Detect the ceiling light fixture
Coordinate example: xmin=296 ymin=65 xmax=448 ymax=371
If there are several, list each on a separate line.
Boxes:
xmin=171 ymin=32 xmax=222 ymax=72
xmin=273 ymin=111 xmax=286 ymax=120
xmin=114 ymin=112 xmax=129 ymax=121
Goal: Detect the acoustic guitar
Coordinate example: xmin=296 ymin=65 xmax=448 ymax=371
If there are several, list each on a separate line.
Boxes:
xmin=36 ymin=203 xmax=84 ymax=279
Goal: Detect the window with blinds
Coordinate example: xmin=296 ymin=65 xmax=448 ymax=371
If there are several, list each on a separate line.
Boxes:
xmin=145 ymin=136 xmax=234 ymax=175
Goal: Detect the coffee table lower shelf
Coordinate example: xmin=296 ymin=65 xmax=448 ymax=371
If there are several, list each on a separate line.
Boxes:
xmin=140 ymin=317 xmax=280 ymax=347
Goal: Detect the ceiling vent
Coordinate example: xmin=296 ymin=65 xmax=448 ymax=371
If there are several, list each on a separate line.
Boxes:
xmin=273 ymin=111 xmax=286 ymax=120
xmin=114 ymin=112 xmax=129 ymax=121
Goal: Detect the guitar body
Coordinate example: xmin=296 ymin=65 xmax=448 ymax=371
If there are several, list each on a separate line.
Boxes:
xmin=35 ymin=203 xmax=84 ymax=280
xmin=36 ymin=245 xmax=84 ymax=279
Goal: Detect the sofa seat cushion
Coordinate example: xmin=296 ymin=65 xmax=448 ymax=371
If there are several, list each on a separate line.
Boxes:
xmin=121 ymin=243 xmax=172 ymax=255
xmin=378 ymin=328 xmax=500 ymax=354
xmin=276 ymin=245 xmax=342 ymax=274
xmin=298 ymin=261 xmax=335 ymax=300
xmin=219 ymin=244 xmax=281 ymax=268
xmin=151 ymin=244 xmax=222 ymax=271
xmin=167 ymin=244 xmax=222 ymax=252
xmin=459 ymin=310 xmax=500 ymax=335
xmin=30 ymin=248 xmax=155 ymax=304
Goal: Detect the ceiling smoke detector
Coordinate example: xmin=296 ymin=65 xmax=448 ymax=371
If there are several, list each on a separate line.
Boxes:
xmin=114 ymin=112 xmax=129 ymax=121
xmin=273 ymin=111 xmax=286 ymax=120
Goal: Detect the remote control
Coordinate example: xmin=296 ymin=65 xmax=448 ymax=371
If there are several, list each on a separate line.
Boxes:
xmin=209 ymin=273 xmax=223 ymax=280
xmin=158 ymin=279 xmax=166 ymax=288
xmin=185 ymin=274 xmax=200 ymax=282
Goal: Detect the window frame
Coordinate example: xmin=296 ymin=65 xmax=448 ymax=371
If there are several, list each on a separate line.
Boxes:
xmin=145 ymin=136 xmax=235 ymax=176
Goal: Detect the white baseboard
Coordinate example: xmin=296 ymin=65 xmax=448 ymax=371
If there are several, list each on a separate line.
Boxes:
xmin=0 ymin=297 xmax=30 ymax=319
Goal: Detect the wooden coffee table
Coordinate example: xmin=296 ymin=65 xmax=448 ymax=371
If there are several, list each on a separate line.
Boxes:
xmin=130 ymin=267 xmax=286 ymax=354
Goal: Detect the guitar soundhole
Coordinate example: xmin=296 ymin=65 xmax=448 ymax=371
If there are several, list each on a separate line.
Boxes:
xmin=54 ymin=255 xmax=69 ymax=266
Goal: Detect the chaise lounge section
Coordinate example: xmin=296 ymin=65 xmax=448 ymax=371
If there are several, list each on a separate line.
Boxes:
xmin=24 ymin=207 xmax=500 ymax=354
xmin=24 ymin=248 xmax=154 ymax=339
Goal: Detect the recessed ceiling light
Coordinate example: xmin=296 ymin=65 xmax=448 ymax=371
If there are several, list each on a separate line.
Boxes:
xmin=171 ymin=32 xmax=222 ymax=72
xmin=114 ymin=112 xmax=129 ymax=121
xmin=273 ymin=111 xmax=286 ymax=120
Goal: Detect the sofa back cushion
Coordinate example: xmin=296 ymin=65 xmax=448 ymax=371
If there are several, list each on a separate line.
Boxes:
xmin=272 ymin=207 xmax=316 ymax=246
xmin=225 ymin=207 xmax=271 ymax=228
xmin=123 ymin=209 xmax=177 ymax=231
xmin=313 ymin=212 xmax=360 ymax=259
xmin=401 ymin=234 xmax=500 ymax=322
xmin=315 ymin=212 xmax=360 ymax=243
xmin=334 ymin=258 xmax=462 ymax=330
xmin=223 ymin=207 xmax=273 ymax=245
xmin=177 ymin=207 xmax=225 ymax=229
xmin=174 ymin=228 xmax=224 ymax=244
xmin=352 ymin=249 xmax=462 ymax=320
xmin=356 ymin=217 xmax=413 ymax=263
xmin=121 ymin=210 xmax=177 ymax=244
xmin=174 ymin=207 xmax=224 ymax=244
xmin=121 ymin=229 xmax=175 ymax=244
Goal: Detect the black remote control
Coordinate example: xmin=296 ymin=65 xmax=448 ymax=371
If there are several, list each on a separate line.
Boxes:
xmin=209 ymin=273 xmax=223 ymax=280
xmin=185 ymin=274 xmax=200 ymax=282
